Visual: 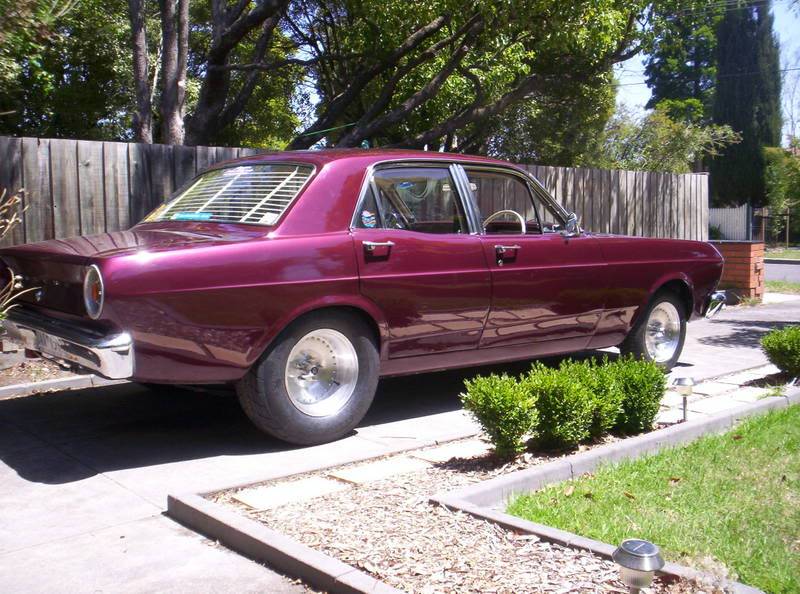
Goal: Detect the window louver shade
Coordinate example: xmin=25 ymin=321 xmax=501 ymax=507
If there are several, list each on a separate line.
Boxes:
xmin=145 ymin=164 xmax=314 ymax=226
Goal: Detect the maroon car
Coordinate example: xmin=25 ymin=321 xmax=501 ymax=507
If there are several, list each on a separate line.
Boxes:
xmin=0 ymin=150 xmax=724 ymax=444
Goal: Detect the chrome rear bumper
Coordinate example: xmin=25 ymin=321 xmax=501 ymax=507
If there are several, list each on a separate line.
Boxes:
xmin=705 ymin=290 xmax=726 ymax=318
xmin=2 ymin=308 xmax=133 ymax=379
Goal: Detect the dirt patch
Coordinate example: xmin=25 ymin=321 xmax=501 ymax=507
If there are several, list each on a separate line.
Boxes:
xmin=0 ymin=358 xmax=76 ymax=388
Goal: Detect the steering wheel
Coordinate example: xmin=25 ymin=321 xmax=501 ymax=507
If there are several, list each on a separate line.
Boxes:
xmin=483 ymin=210 xmax=527 ymax=234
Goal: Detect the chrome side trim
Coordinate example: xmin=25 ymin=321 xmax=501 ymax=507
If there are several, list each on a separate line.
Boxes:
xmin=2 ymin=308 xmax=133 ymax=379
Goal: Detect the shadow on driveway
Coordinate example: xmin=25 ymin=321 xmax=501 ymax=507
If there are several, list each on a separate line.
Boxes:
xmin=1 ymin=355 xmax=598 ymax=486
xmin=697 ymin=319 xmax=792 ymax=349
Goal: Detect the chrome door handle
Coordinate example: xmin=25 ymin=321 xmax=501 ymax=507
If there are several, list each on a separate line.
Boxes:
xmin=494 ymin=244 xmax=521 ymax=254
xmin=363 ymin=240 xmax=395 ymax=252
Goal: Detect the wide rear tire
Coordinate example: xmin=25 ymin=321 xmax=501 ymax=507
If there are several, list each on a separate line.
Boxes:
xmin=236 ymin=311 xmax=379 ymax=445
xmin=620 ymin=292 xmax=687 ymax=370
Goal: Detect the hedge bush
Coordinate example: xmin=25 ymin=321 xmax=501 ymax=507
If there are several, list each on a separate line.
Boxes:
xmin=761 ymin=326 xmax=800 ymax=377
xmin=609 ymin=356 xmax=667 ymax=434
xmin=524 ymin=362 xmax=594 ymax=449
xmin=559 ymin=358 xmax=624 ymax=439
xmin=462 ymin=356 xmax=667 ymax=455
xmin=461 ymin=373 xmax=538 ymax=457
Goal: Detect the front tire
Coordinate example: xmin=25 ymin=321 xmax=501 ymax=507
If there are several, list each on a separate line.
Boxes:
xmin=620 ymin=292 xmax=687 ymax=370
xmin=236 ymin=311 xmax=379 ymax=445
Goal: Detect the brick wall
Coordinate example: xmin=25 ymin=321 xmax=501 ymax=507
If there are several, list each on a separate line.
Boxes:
xmin=709 ymin=241 xmax=765 ymax=301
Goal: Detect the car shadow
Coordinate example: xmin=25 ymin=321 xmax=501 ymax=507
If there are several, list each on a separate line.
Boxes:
xmin=0 ymin=350 xmax=612 ymax=485
xmin=697 ymin=319 xmax=792 ymax=349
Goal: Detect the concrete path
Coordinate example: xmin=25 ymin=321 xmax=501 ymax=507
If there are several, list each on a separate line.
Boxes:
xmin=766 ymin=260 xmax=800 ymax=282
xmin=1 ymin=298 xmax=798 ymax=592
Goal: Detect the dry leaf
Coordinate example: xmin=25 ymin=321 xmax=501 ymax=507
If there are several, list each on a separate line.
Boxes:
xmin=583 ymin=492 xmax=594 ymax=500
xmin=732 ymin=434 xmax=743 ymax=440
xmin=669 ymin=476 xmax=681 ymax=484
xmin=564 ymin=485 xmax=575 ymax=497
xmin=623 ymin=491 xmax=636 ymax=500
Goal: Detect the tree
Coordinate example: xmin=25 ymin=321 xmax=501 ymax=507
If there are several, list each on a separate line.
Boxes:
xmin=710 ymin=0 xmax=782 ymax=206
xmin=589 ymin=104 xmax=739 ymax=173
xmin=644 ymin=0 xmax=723 ymax=122
xmin=483 ymin=75 xmax=616 ymax=165
xmin=764 ymin=147 xmax=800 ymax=240
xmin=0 ymin=0 xmax=133 ymax=139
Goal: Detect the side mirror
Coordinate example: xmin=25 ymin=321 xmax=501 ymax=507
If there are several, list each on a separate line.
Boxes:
xmin=562 ymin=212 xmax=580 ymax=237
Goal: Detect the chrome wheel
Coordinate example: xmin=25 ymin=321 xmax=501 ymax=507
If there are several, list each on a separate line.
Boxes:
xmin=645 ymin=302 xmax=681 ymax=363
xmin=285 ymin=328 xmax=359 ymax=417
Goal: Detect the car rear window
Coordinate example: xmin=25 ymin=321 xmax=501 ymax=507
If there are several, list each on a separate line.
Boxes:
xmin=144 ymin=164 xmax=314 ymax=226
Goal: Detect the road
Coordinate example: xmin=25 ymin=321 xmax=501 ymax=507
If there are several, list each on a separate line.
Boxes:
xmin=766 ymin=260 xmax=800 ymax=283
xmin=1 ymin=297 xmax=799 ymax=592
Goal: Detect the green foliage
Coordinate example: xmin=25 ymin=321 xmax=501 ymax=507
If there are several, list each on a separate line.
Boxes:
xmin=486 ymin=74 xmax=616 ymax=166
xmin=589 ymin=104 xmax=739 ymax=173
xmin=710 ymin=1 xmax=782 ymax=207
xmin=559 ymin=359 xmax=624 ymax=439
xmin=709 ymin=224 xmax=724 ymax=240
xmin=0 ymin=0 xmax=133 ymax=139
xmin=764 ymin=147 xmax=800 ymax=239
xmin=761 ymin=325 xmax=800 ymax=376
xmin=609 ymin=356 xmax=667 ymax=434
xmin=524 ymin=362 xmax=594 ymax=449
xmin=644 ymin=1 xmax=723 ymax=122
xmin=461 ymin=373 xmax=538 ymax=457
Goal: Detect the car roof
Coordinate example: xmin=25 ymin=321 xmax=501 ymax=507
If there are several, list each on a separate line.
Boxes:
xmin=208 ymin=148 xmax=523 ymax=171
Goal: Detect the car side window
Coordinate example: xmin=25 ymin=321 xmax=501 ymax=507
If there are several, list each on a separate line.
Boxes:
xmin=465 ymin=168 xmax=561 ymax=234
xmin=367 ymin=168 xmax=469 ymax=234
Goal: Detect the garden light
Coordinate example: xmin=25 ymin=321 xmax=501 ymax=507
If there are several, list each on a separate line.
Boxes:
xmin=672 ymin=377 xmax=694 ymax=422
xmin=612 ymin=538 xmax=665 ymax=593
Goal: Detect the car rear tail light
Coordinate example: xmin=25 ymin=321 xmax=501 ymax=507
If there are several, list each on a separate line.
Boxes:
xmin=83 ymin=265 xmax=104 ymax=319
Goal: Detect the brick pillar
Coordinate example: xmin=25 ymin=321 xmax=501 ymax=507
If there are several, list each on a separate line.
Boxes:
xmin=709 ymin=241 xmax=765 ymax=302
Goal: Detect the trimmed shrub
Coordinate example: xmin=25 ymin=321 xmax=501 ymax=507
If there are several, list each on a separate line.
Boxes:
xmin=559 ymin=358 xmax=624 ymax=439
xmin=461 ymin=373 xmax=538 ymax=457
xmin=761 ymin=326 xmax=800 ymax=377
xmin=609 ymin=356 xmax=667 ymax=434
xmin=525 ymin=362 xmax=594 ymax=449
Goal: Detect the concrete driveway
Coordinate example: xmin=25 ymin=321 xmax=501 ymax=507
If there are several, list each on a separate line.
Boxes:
xmin=1 ymin=298 xmax=798 ymax=592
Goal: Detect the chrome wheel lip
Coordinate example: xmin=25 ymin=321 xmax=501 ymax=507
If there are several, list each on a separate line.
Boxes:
xmin=285 ymin=328 xmax=359 ymax=417
xmin=645 ymin=302 xmax=681 ymax=363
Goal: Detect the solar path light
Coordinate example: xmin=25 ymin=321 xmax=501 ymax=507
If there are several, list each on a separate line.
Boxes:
xmin=672 ymin=377 xmax=695 ymax=422
xmin=612 ymin=539 xmax=665 ymax=593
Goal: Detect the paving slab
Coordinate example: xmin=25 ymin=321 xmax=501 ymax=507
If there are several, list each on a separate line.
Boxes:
xmin=728 ymin=386 xmax=771 ymax=403
xmin=328 ymin=455 xmax=431 ymax=485
xmin=656 ymin=408 xmax=708 ymax=424
xmin=688 ymin=394 xmax=747 ymax=415
xmin=692 ymin=381 xmax=738 ymax=397
xmin=716 ymin=367 xmax=777 ymax=386
xmin=660 ymin=390 xmax=703 ymax=408
xmin=411 ymin=438 xmax=492 ymax=463
xmin=233 ymin=476 xmax=350 ymax=510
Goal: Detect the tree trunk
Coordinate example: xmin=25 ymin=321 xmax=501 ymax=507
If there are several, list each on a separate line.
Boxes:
xmin=159 ymin=0 xmax=188 ymax=145
xmin=127 ymin=0 xmax=152 ymax=143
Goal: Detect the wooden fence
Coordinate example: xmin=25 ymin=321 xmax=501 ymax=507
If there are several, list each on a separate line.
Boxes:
xmin=0 ymin=135 xmax=708 ymax=246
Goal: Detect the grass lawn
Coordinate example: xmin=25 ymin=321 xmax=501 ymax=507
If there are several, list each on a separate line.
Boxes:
xmin=766 ymin=280 xmax=800 ymax=294
xmin=507 ymin=406 xmax=800 ymax=593
xmin=767 ymin=247 xmax=800 ymax=260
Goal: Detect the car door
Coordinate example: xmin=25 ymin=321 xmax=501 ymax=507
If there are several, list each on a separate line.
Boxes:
xmin=351 ymin=164 xmax=491 ymax=358
xmin=459 ymin=165 xmax=608 ymax=350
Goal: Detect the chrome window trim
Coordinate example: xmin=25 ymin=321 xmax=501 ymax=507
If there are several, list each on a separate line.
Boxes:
xmin=349 ymin=160 xmax=475 ymax=235
xmin=458 ymin=163 xmax=570 ymax=229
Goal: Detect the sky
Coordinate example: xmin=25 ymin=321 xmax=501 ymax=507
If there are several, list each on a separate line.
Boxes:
xmin=614 ymin=0 xmax=800 ymax=141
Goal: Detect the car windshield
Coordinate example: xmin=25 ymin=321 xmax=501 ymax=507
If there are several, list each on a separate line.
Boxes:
xmin=144 ymin=164 xmax=314 ymax=226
